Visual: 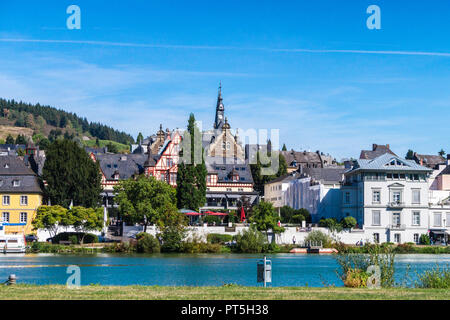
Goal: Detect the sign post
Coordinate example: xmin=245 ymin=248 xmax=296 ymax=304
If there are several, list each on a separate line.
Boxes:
xmin=257 ymin=256 xmax=272 ymax=287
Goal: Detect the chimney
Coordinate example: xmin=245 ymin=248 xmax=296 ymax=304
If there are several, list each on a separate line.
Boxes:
xmin=447 ymin=154 xmax=450 ymax=166
xmin=386 ymin=144 xmax=390 ymax=149
xmin=372 ymin=144 xmax=377 ymax=151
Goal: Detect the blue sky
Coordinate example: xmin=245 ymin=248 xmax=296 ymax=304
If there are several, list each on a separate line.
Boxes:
xmin=0 ymin=0 xmax=449 ymax=160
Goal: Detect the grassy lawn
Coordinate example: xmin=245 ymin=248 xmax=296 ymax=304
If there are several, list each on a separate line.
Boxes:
xmin=83 ymin=139 xmax=130 ymax=153
xmin=0 ymin=285 xmax=448 ymax=300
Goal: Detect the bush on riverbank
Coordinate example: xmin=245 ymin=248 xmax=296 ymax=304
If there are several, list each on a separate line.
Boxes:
xmin=416 ymin=264 xmax=450 ymax=289
xmin=207 ymin=233 xmax=233 ymax=244
xmin=333 ymin=242 xmax=450 ymax=254
xmin=181 ymin=235 xmax=222 ymax=253
xmin=304 ymin=230 xmax=333 ymax=248
xmin=233 ymin=227 xmax=267 ymax=253
xmin=27 ymin=242 xmax=103 ymax=254
xmin=136 ymin=233 xmax=160 ymax=253
xmin=52 ymin=232 xmax=98 ymax=244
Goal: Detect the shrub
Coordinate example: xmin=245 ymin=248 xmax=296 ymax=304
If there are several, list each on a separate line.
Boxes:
xmin=160 ymin=226 xmax=185 ymax=253
xmin=182 ymin=234 xmax=222 ymax=253
xmin=207 ymin=233 xmax=232 ymax=244
xmin=419 ymin=234 xmax=430 ymax=245
xmin=136 ymin=233 xmax=160 ymax=253
xmin=68 ymin=235 xmax=78 ymax=244
xmin=104 ymin=241 xmax=135 ymax=253
xmin=341 ymin=216 xmax=357 ymax=229
xmin=416 ymin=264 xmax=450 ymax=288
xmin=291 ymin=214 xmax=305 ymax=224
xmin=234 ymin=226 xmax=267 ymax=253
xmin=52 ymin=232 xmax=98 ymax=244
xmin=344 ymin=268 xmax=369 ymax=288
xmin=305 ymin=230 xmax=332 ymax=247
xmin=394 ymin=243 xmax=415 ymax=254
xmin=204 ymin=215 xmax=222 ymax=225
xmin=319 ymin=218 xmax=343 ymax=232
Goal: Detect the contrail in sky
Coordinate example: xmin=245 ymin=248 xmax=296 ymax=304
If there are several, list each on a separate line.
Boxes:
xmin=1 ymin=38 xmax=450 ymax=57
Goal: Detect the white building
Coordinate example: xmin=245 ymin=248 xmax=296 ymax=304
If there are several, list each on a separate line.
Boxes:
xmin=342 ymin=153 xmax=437 ymax=244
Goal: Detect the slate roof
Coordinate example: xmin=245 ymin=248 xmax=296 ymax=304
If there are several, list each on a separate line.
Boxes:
xmin=96 ymin=153 xmax=147 ymax=180
xmin=413 ymin=153 xmax=445 ymax=168
xmin=205 ymin=156 xmax=254 ymax=184
xmin=349 ymin=153 xmax=432 ymax=173
xmin=280 ymin=150 xmax=322 ymax=166
xmin=302 ymin=167 xmax=346 ymax=184
xmin=359 ymin=144 xmax=397 ymax=160
xmin=266 ymin=173 xmax=299 ymax=185
xmin=437 ymin=166 xmax=450 ymax=176
xmin=0 ymin=155 xmax=42 ymax=193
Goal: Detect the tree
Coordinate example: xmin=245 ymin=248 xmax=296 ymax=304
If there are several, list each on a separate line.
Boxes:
xmin=32 ymin=205 xmax=68 ymax=238
xmin=136 ymin=132 xmax=144 ymax=144
xmin=38 ymin=138 xmax=50 ymax=150
xmin=114 ymin=175 xmax=181 ymax=232
xmin=5 ymin=134 xmax=14 ymax=144
xmin=42 ymin=139 xmax=102 ymax=208
xmin=249 ymin=201 xmax=284 ymax=242
xmin=282 ymin=143 xmax=287 ymax=151
xmin=176 ymin=113 xmax=207 ymax=211
xmin=341 ymin=216 xmax=357 ymax=229
xmin=405 ymin=149 xmax=414 ymax=160
xmin=105 ymin=142 xmax=119 ymax=153
xmin=15 ymin=134 xmax=27 ymax=145
xmin=68 ymin=206 xmax=104 ymax=243
xmin=438 ymin=149 xmax=446 ymax=157
xmin=250 ymin=152 xmax=287 ymax=196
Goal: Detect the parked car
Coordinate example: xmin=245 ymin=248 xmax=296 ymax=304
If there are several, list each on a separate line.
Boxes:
xmin=25 ymin=234 xmax=38 ymax=243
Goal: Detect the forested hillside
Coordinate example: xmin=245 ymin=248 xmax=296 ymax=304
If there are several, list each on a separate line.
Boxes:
xmin=0 ymin=98 xmax=134 ymax=145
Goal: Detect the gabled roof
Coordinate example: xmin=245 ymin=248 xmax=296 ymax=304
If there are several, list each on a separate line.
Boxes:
xmin=360 ymin=144 xmax=397 ymax=160
xmin=96 ymin=153 xmax=147 ymax=180
xmin=437 ymin=165 xmax=450 ymax=176
xmin=205 ymin=156 xmax=254 ymax=184
xmin=413 ymin=153 xmax=445 ymax=168
xmin=349 ymin=153 xmax=431 ymax=173
xmin=302 ymin=167 xmax=346 ymax=184
xmin=0 ymin=155 xmax=36 ymax=175
xmin=281 ymin=150 xmax=322 ymax=166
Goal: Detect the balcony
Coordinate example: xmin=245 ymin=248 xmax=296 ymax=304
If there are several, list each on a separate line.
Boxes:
xmin=387 ymin=201 xmax=405 ymax=208
xmin=388 ymin=224 xmax=406 ymax=230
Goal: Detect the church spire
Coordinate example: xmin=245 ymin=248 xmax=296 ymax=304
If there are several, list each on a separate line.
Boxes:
xmin=214 ymin=82 xmax=225 ymax=130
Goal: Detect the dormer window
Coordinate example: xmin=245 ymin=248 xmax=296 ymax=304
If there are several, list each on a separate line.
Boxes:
xmin=4 ymin=164 xmax=9 ymax=168
xmin=13 ymin=180 xmax=20 ymax=187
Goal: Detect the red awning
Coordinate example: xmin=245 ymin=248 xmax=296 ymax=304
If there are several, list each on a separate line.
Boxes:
xmin=205 ymin=211 xmax=228 ymax=216
xmin=183 ymin=211 xmax=202 ymax=216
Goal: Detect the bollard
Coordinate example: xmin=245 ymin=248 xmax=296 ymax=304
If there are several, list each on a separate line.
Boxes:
xmin=7 ymin=274 xmax=16 ymax=285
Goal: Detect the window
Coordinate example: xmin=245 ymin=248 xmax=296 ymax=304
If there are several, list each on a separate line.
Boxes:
xmin=392 ymin=212 xmax=401 ymax=226
xmin=2 ymin=212 xmax=9 ymax=223
xmin=447 ymin=213 xmax=450 ymax=227
xmin=412 ymin=189 xmax=420 ymax=204
xmin=372 ymin=211 xmax=381 ymax=226
xmin=207 ymin=175 xmax=212 ymax=183
xmin=20 ymin=195 xmax=28 ymax=206
xmin=13 ymin=180 xmax=20 ymax=187
xmin=412 ymin=211 xmax=420 ymax=226
xmin=392 ymin=190 xmax=402 ymax=204
xmin=373 ymin=233 xmax=380 ymax=244
xmin=20 ymin=212 xmax=27 ymax=223
xmin=394 ymin=233 xmax=401 ymax=243
xmin=2 ymin=196 xmax=10 ymax=206
xmin=226 ymin=188 xmax=232 ymax=192
xmin=372 ymin=190 xmax=381 ymax=204
xmin=414 ymin=234 xmax=419 ymax=244
xmin=434 ymin=213 xmax=442 ymax=227
xmin=344 ymin=192 xmax=350 ymax=204
xmin=166 ymin=158 xmax=173 ymax=167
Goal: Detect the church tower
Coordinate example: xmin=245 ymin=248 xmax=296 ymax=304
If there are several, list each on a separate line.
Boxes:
xmin=214 ymin=82 xmax=225 ymax=130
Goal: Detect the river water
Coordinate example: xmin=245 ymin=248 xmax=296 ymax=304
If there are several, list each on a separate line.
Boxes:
xmin=0 ymin=253 xmax=448 ymax=287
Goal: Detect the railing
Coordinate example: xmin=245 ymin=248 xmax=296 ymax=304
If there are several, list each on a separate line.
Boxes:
xmin=387 ymin=201 xmax=405 ymax=208
xmin=300 ymin=241 xmax=323 ymax=249
xmin=388 ymin=224 xmax=406 ymax=230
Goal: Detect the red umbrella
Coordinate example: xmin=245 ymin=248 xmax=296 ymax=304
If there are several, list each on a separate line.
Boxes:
xmin=205 ymin=211 xmax=228 ymax=216
xmin=240 ymin=207 xmax=246 ymax=222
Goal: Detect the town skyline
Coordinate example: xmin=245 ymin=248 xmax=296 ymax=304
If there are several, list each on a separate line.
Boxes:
xmin=0 ymin=1 xmax=449 ymax=160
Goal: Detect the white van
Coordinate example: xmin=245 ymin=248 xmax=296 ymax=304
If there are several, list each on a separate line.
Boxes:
xmin=0 ymin=235 xmax=26 ymax=253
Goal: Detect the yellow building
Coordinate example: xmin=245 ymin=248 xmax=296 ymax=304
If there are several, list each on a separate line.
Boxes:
xmin=0 ymin=155 xmax=43 ymax=235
